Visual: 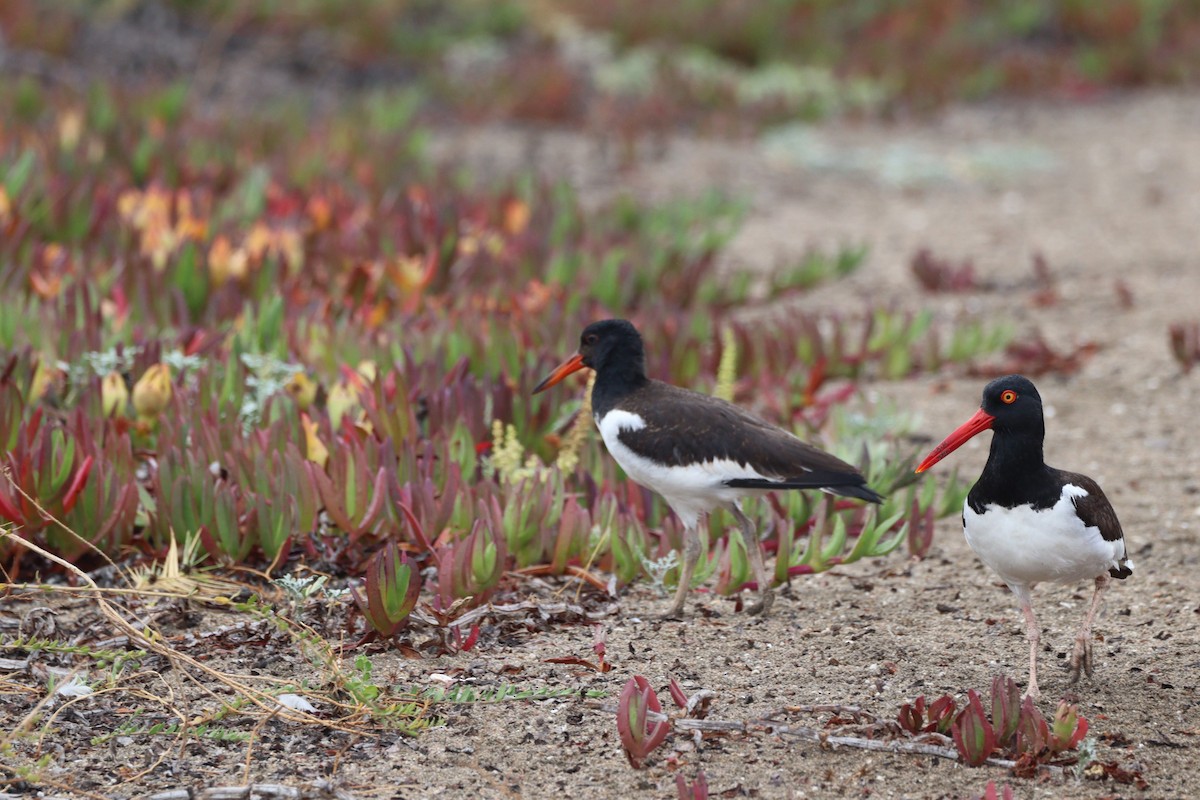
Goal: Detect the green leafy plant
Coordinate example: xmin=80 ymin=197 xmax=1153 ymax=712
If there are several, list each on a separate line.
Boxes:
xmin=0 ymin=409 xmax=93 ymax=542
xmin=351 ymin=541 xmax=423 ymax=643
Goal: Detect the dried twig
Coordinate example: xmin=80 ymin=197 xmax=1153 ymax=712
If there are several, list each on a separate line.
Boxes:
xmin=143 ymin=782 xmax=362 ymax=800
xmin=409 ymin=599 xmax=619 ymax=628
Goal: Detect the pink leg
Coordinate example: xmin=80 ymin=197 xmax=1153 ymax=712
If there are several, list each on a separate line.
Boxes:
xmin=1019 ymin=599 xmax=1041 ymax=700
xmin=663 ymin=522 xmax=702 ymax=619
xmin=1071 ymin=575 xmax=1109 ymax=682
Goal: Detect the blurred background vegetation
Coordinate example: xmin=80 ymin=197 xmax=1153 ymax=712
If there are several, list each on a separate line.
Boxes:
xmin=4 ymin=0 xmax=1198 ymax=131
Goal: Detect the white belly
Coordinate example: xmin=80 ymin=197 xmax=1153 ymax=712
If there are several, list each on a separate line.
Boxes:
xmin=962 ymin=484 xmax=1125 ymax=590
xmin=596 ymin=409 xmax=768 ymax=529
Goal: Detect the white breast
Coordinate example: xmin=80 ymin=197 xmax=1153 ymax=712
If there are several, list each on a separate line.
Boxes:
xmin=962 ymin=483 xmax=1127 ymax=594
xmin=595 ymin=409 xmax=771 ymax=529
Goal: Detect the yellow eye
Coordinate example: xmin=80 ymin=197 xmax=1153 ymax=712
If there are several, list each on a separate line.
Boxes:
xmin=1000 ymin=389 xmax=1017 ymax=404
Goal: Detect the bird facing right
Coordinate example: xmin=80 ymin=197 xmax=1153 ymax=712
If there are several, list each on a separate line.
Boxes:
xmin=915 ymin=375 xmax=1133 ymax=699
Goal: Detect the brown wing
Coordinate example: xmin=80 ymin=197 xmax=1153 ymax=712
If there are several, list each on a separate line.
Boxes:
xmin=616 ymin=381 xmax=881 ymax=501
xmin=1057 ymin=470 xmax=1124 ymax=544
xmin=1060 ymin=470 xmax=1133 ymax=579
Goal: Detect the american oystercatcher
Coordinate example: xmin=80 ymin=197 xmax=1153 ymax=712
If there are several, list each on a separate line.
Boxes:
xmin=915 ymin=374 xmax=1133 ymax=698
xmin=533 ymin=319 xmax=883 ymax=617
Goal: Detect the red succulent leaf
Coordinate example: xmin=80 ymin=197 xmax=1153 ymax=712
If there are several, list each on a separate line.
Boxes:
xmin=667 ymin=675 xmax=688 ymax=710
xmin=593 ymin=624 xmax=607 ymax=661
xmin=0 ymin=484 xmax=24 ymax=525
xmin=676 ymin=770 xmax=709 ymax=800
xmin=455 ymin=623 xmax=480 ymax=652
xmin=1014 ymin=695 xmax=1050 ymax=757
xmin=396 ymin=499 xmax=439 ymax=565
xmin=897 ymin=696 xmax=926 ymax=734
xmin=616 ymin=675 xmax=670 ymax=769
xmin=990 ymin=674 xmax=1022 ymax=747
xmin=61 ymin=455 xmax=94 ymax=514
xmin=951 ymin=689 xmax=997 ymax=767
xmin=980 ymin=781 xmax=1015 ymax=800
xmin=928 ymin=695 xmax=958 ymax=734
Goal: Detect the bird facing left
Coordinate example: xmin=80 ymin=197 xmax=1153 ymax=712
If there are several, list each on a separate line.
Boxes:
xmin=533 ymin=318 xmax=883 ymax=618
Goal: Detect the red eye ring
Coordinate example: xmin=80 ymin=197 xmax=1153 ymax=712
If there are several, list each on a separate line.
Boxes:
xmin=1000 ymin=389 xmax=1017 ymax=404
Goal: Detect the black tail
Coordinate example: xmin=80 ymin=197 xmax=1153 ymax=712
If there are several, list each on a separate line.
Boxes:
xmin=1108 ymin=559 xmax=1134 ymax=580
xmin=725 ymin=472 xmax=884 ymax=504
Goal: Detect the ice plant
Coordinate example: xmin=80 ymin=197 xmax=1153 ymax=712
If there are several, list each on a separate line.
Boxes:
xmin=951 ymin=689 xmax=997 ymax=767
xmin=897 ymin=694 xmax=957 ymax=736
xmin=667 ymin=676 xmax=688 ymax=710
xmin=973 ymin=782 xmax=1014 ymax=800
xmin=0 ymin=409 xmax=94 ymax=538
xmin=616 ymin=675 xmax=670 ymax=769
xmin=1169 ymin=320 xmax=1200 ymax=372
xmin=675 ymin=771 xmax=708 ymax=800
xmin=1014 ymin=695 xmax=1050 ymax=757
xmin=990 ymin=674 xmax=1021 ymax=746
xmin=1049 ymin=700 xmax=1089 ymax=753
xmin=435 ymin=518 xmax=505 ymax=608
xmin=899 ymin=677 xmax=1089 ymax=769
xmin=351 ymin=541 xmax=422 ymax=641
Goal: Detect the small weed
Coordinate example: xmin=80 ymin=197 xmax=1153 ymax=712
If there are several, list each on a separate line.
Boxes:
xmin=94 ymin=719 xmax=253 ymax=745
xmin=1 ymin=636 xmax=146 ymax=673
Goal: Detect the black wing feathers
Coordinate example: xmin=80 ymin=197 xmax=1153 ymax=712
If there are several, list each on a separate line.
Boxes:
xmin=615 ymin=381 xmax=882 ymax=503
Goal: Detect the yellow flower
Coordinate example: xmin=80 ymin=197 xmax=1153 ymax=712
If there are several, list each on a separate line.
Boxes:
xmin=301 ymin=414 xmax=329 ymax=467
xmin=285 ymin=372 xmax=318 ymax=411
xmin=327 ymin=379 xmax=360 ymax=432
xmin=101 ymin=371 xmax=129 ymax=418
xmin=307 ymin=195 xmax=332 ymax=231
xmin=502 ymin=198 xmax=530 ymax=235
xmin=356 ymin=360 xmax=378 ymax=384
xmin=58 ymin=108 xmax=83 ymax=151
xmin=208 ymin=235 xmax=233 ymax=286
xmin=30 ymin=360 xmax=61 ymax=401
xmin=132 ymin=363 xmax=173 ymax=420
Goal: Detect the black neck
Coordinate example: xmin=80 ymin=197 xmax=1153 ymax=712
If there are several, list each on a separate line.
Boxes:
xmin=969 ymin=426 xmax=1057 ymax=511
xmin=590 ymin=358 xmax=648 ymax=417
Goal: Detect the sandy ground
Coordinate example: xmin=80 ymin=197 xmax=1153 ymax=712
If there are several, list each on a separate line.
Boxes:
xmin=6 ymin=93 xmax=1200 ymax=799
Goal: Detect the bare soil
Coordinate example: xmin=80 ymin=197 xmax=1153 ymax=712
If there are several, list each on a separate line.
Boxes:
xmin=6 ymin=18 xmax=1200 ymax=796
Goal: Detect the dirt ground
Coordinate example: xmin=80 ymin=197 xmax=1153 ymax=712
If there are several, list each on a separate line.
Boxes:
xmin=6 ymin=69 xmax=1200 ymax=800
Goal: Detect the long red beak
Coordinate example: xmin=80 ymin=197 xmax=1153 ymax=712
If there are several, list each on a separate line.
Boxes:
xmin=915 ymin=408 xmax=995 ymax=473
xmin=532 ymin=353 xmax=586 ymax=394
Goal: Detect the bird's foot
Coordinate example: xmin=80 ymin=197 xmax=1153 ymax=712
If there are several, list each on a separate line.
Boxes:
xmin=1023 ymin=684 xmax=1041 ymax=701
xmin=745 ymin=589 xmax=775 ymax=617
xmin=658 ymin=604 xmax=686 ymax=621
xmin=1069 ymin=636 xmax=1094 ymax=683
